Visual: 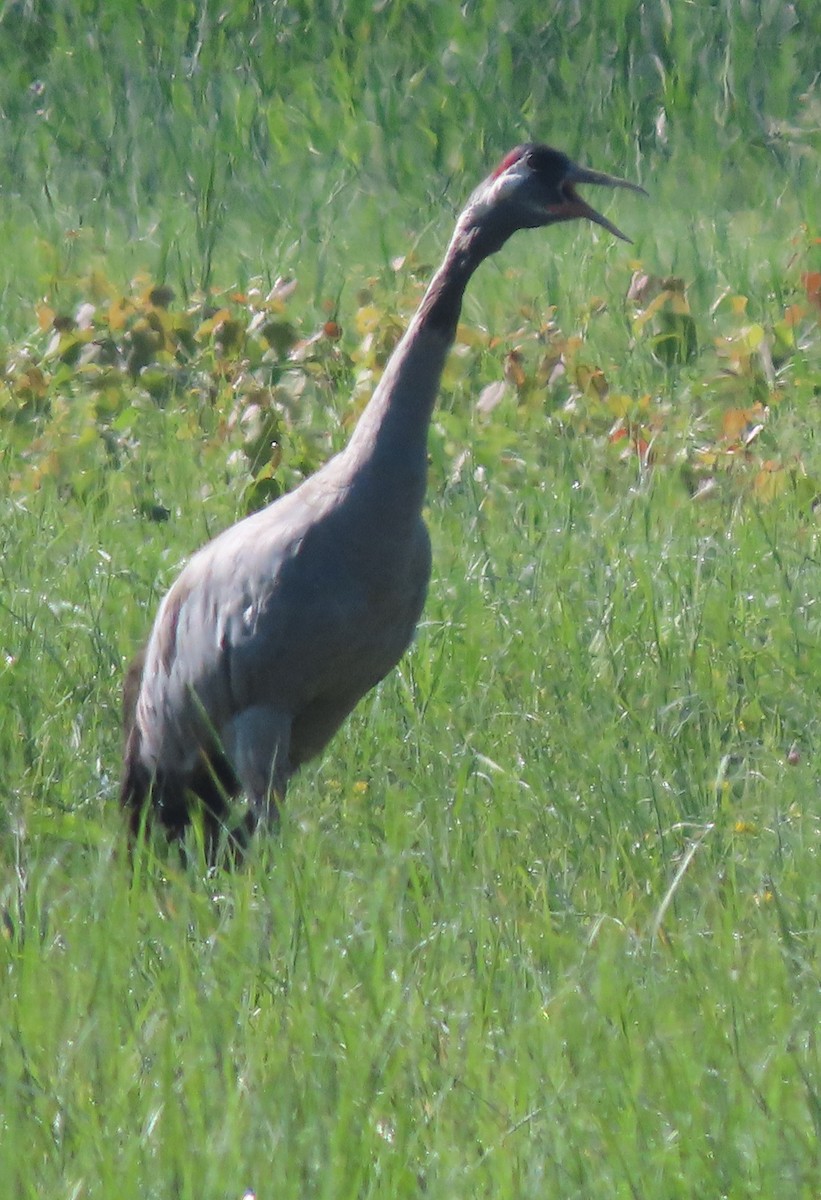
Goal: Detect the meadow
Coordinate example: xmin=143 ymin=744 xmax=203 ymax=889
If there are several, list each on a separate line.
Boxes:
xmin=0 ymin=1 xmax=819 ymax=1196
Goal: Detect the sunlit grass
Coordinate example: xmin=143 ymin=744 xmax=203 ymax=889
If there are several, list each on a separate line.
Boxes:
xmin=1 ymin=2 xmax=820 ymax=1197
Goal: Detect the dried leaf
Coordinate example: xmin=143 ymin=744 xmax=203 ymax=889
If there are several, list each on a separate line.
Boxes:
xmin=802 ymin=271 xmax=821 ymax=310
xmin=504 ymin=350 xmax=526 ymax=389
xmin=35 ymin=302 xmax=55 ymax=331
xmin=476 ymin=380 xmax=508 ymax=415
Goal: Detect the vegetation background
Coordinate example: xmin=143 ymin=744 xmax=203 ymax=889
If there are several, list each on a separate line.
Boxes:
xmin=1 ymin=1 xmax=819 ymax=1196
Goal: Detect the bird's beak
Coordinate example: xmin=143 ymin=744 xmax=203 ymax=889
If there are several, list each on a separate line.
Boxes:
xmin=556 ymin=164 xmax=647 ymax=243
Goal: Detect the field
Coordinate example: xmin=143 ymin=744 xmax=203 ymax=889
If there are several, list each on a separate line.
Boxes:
xmin=1 ymin=2 xmax=820 ymax=1196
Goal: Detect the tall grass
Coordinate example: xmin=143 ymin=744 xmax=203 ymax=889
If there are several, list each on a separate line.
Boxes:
xmin=1 ymin=0 xmax=818 ymax=331
xmin=0 ymin=2 xmax=819 ymax=1197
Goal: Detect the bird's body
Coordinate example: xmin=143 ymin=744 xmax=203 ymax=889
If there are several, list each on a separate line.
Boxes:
xmin=121 ymin=144 xmax=644 ymax=849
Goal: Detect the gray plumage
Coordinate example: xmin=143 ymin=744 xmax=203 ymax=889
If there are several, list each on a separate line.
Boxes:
xmin=121 ymin=143 xmax=644 ymax=851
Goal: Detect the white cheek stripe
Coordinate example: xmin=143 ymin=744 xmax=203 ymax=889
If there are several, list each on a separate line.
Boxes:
xmin=468 ymin=159 xmax=531 ymax=220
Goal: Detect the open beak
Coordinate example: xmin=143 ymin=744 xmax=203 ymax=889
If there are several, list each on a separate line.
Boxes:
xmin=557 ymin=164 xmax=647 ymax=243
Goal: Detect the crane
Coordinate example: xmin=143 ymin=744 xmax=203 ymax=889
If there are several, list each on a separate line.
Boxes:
xmin=121 ymin=143 xmax=644 ymax=853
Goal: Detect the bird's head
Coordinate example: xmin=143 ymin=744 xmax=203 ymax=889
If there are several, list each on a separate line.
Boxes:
xmin=462 ymin=143 xmax=646 ymax=256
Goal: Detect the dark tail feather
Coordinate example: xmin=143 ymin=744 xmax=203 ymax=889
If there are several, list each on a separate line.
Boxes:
xmin=121 ymin=724 xmax=244 ymax=861
xmin=120 ymin=645 xmax=191 ymax=843
xmin=120 ymin=643 xmax=148 ymax=845
xmin=120 ymin=644 xmax=244 ymax=859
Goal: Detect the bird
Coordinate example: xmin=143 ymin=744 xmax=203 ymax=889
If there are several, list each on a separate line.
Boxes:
xmin=120 ymin=142 xmax=645 ymax=854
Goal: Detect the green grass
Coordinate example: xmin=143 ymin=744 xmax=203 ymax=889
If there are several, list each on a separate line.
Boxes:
xmin=1 ymin=2 xmax=820 ymax=1197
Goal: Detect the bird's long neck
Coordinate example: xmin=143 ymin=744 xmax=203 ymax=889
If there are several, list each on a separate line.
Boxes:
xmin=341 ymin=222 xmax=489 ymax=513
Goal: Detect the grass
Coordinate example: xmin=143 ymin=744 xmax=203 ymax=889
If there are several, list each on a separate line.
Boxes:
xmin=1 ymin=1 xmax=820 ymax=1197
